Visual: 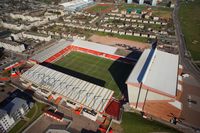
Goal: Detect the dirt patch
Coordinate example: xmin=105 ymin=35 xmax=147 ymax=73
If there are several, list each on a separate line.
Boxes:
xmin=88 ymin=35 xmax=149 ymax=50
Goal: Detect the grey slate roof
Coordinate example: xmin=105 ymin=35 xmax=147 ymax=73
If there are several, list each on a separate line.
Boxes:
xmin=2 ymin=97 xmax=27 ymax=116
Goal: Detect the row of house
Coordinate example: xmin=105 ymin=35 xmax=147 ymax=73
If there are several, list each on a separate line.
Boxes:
xmin=108 ymin=12 xmax=141 ymax=18
xmin=0 ymin=9 xmax=64 ymax=31
xmin=10 ymin=31 xmax=51 ymax=42
xmin=9 ymin=8 xmax=64 ymax=22
xmin=63 ymin=13 xmax=98 ymax=25
xmin=22 ymin=32 xmax=51 ymax=42
xmin=100 ymin=22 xmax=145 ymax=29
xmin=104 ymin=15 xmax=167 ymax=25
xmin=0 ymin=39 xmax=25 ymax=52
xmin=110 ymin=9 xmax=159 ymax=20
xmin=37 ymin=29 xmax=86 ymax=40
xmin=0 ymin=18 xmax=50 ymax=31
xmin=75 ymin=11 xmax=96 ymax=17
xmin=54 ymin=22 xmax=157 ymax=39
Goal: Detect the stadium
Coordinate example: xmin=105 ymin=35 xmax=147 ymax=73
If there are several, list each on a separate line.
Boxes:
xmin=20 ymin=39 xmax=138 ymax=121
xmin=20 ymin=39 xmax=182 ymax=122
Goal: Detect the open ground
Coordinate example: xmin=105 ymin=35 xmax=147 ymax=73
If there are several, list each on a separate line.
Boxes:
xmin=88 ymin=34 xmax=149 ymax=49
xmin=179 ymin=0 xmax=200 ymax=60
xmin=117 ymin=112 xmax=180 ymax=133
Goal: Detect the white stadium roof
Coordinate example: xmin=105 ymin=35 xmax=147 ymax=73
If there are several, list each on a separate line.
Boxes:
xmin=126 ymin=48 xmax=179 ymax=96
xmin=31 ymin=39 xmax=72 ymax=63
xmin=21 ymin=64 xmax=114 ymax=112
xmin=72 ymin=39 xmax=118 ymax=55
xmin=59 ymin=0 xmax=93 ymax=11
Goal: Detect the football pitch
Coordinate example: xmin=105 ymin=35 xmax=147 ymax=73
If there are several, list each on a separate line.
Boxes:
xmin=54 ymin=51 xmax=134 ymax=98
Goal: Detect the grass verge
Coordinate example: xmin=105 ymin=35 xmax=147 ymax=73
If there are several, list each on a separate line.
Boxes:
xmin=122 ymin=112 xmax=180 ymax=133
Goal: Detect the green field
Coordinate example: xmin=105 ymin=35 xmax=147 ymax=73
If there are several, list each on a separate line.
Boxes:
xmin=122 ymin=112 xmax=180 ymax=133
xmin=179 ymin=0 xmax=200 ymax=60
xmin=54 ymin=51 xmax=134 ymax=98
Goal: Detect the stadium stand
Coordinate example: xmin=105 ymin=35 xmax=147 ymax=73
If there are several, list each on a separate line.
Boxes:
xmin=21 ymin=64 xmax=114 ymax=113
xmin=30 ymin=39 xmax=137 ymax=65
xmin=30 ymin=39 xmax=72 ymax=63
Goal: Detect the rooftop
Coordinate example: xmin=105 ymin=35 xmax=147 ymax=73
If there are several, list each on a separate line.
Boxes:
xmin=2 ymin=97 xmax=28 ymax=116
xmin=21 ymin=64 xmax=114 ymax=113
xmin=72 ymin=39 xmax=118 ymax=55
xmin=126 ymin=48 xmax=179 ymax=97
xmin=0 ymin=39 xmax=23 ymax=46
xmin=59 ymin=0 xmax=93 ymax=11
xmin=31 ymin=39 xmax=72 ymax=63
xmin=24 ymin=31 xmax=50 ymax=38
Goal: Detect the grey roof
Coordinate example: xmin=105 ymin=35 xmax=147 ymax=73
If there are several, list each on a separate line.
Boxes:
xmin=59 ymin=0 xmax=93 ymax=11
xmin=3 ymin=97 xmax=27 ymax=116
xmin=0 ymin=39 xmax=22 ymax=46
xmin=24 ymin=31 xmax=50 ymax=37
xmin=72 ymin=39 xmax=118 ymax=55
xmin=21 ymin=64 xmax=114 ymax=112
xmin=31 ymin=39 xmax=72 ymax=63
xmin=126 ymin=48 xmax=179 ymax=96
xmin=0 ymin=109 xmax=7 ymax=119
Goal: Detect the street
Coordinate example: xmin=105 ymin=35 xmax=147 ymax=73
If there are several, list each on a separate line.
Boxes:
xmin=173 ymin=0 xmax=200 ymax=81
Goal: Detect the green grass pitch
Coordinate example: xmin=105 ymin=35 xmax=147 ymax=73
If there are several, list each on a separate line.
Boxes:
xmin=54 ymin=51 xmax=134 ymax=98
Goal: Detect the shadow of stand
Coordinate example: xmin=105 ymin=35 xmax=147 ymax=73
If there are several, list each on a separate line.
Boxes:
xmin=41 ymin=62 xmax=106 ymax=87
xmin=108 ymin=49 xmax=142 ymax=102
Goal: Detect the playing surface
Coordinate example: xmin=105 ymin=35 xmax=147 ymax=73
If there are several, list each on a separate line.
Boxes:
xmin=54 ymin=51 xmax=134 ymax=98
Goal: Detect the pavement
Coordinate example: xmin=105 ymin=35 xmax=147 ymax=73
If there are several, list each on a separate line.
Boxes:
xmin=173 ymin=0 xmax=200 ymax=81
xmin=179 ymin=76 xmax=200 ymax=129
xmin=173 ymin=2 xmax=200 ymax=131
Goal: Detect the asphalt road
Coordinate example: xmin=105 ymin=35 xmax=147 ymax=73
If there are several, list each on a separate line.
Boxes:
xmin=173 ymin=0 xmax=200 ymax=81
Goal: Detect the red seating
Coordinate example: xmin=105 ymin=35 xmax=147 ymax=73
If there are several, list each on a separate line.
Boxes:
xmin=43 ymin=44 xmax=134 ymax=64
xmin=105 ymin=100 xmax=121 ymax=120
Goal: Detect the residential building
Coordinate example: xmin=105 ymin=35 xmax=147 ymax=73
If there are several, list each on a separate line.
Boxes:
xmin=0 ymin=97 xmax=30 ymax=133
xmin=0 ymin=39 xmax=25 ymax=52
xmin=22 ymin=32 xmax=51 ymax=42
xmin=0 ymin=110 xmax=15 ymax=133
